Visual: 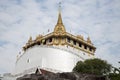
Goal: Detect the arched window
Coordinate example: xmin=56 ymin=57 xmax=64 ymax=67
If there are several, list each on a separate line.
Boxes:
xmin=43 ymin=40 xmax=46 ymax=45
xmin=73 ymin=40 xmax=76 ymax=45
xmin=84 ymin=45 xmax=87 ymax=49
xmin=79 ymin=43 xmax=82 ymax=47
xmin=67 ymin=38 xmax=70 ymax=43
xmin=90 ymin=47 xmax=92 ymax=51
xmin=49 ymin=38 xmax=52 ymax=43
xmin=38 ymin=42 xmax=41 ymax=45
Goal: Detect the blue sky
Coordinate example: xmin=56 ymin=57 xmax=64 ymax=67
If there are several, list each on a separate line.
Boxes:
xmin=0 ymin=0 xmax=120 ymax=74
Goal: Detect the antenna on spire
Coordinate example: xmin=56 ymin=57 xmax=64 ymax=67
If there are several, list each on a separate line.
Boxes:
xmin=56 ymin=2 xmax=63 ymax=24
xmin=58 ymin=2 xmax=62 ymax=12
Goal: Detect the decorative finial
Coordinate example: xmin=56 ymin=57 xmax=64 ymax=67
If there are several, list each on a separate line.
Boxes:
xmin=54 ymin=2 xmax=66 ymax=33
xmin=28 ymin=36 xmax=32 ymax=43
xmin=59 ymin=2 xmax=61 ymax=12
xmin=87 ymin=36 xmax=91 ymax=43
xmin=57 ymin=2 xmax=63 ymax=24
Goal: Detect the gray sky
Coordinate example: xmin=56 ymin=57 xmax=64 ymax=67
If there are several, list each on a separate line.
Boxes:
xmin=0 ymin=0 xmax=120 ymax=74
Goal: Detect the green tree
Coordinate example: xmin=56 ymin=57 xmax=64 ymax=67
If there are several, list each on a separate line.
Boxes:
xmin=109 ymin=73 xmax=120 ymax=80
xmin=73 ymin=58 xmax=112 ymax=75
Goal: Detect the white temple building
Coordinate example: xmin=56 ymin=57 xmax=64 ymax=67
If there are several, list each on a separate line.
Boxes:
xmin=14 ymin=7 xmax=96 ymax=77
xmin=1 ymin=6 xmax=96 ymax=80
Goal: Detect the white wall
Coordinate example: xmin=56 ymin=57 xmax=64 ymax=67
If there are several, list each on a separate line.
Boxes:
xmin=14 ymin=45 xmax=93 ymax=75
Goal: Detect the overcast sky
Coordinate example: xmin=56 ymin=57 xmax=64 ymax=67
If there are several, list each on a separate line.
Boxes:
xmin=0 ymin=0 xmax=120 ymax=74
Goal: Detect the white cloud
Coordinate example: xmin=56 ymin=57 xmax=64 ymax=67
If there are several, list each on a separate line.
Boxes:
xmin=0 ymin=0 xmax=120 ymax=74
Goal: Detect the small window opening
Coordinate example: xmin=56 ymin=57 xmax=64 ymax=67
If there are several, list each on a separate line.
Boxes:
xmin=79 ymin=43 xmax=82 ymax=47
xmin=67 ymin=38 xmax=70 ymax=43
xmin=73 ymin=40 xmax=76 ymax=45
xmin=84 ymin=45 xmax=87 ymax=49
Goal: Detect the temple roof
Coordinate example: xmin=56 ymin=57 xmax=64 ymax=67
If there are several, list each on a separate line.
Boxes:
xmin=22 ymin=5 xmax=96 ymax=55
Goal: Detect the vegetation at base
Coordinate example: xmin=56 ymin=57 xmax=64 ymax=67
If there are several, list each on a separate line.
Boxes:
xmin=73 ymin=58 xmax=112 ymax=75
xmin=109 ymin=73 xmax=120 ymax=80
xmin=73 ymin=58 xmax=120 ymax=80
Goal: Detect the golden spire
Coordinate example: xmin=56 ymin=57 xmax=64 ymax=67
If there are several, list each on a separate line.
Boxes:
xmin=57 ymin=2 xmax=63 ymax=24
xmin=54 ymin=2 xmax=66 ymax=34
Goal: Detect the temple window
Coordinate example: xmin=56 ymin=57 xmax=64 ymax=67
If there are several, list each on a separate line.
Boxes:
xmin=79 ymin=43 xmax=82 ymax=47
xmin=90 ymin=47 xmax=92 ymax=51
xmin=38 ymin=42 xmax=41 ymax=45
xmin=73 ymin=40 xmax=76 ymax=45
xmin=67 ymin=38 xmax=70 ymax=43
xmin=84 ymin=45 xmax=87 ymax=49
xmin=49 ymin=38 xmax=52 ymax=43
xmin=43 ymin=40 xmax=46 ymax=45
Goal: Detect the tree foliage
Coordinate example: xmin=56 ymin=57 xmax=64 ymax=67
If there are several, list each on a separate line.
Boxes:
xmin=109 ymin=73 xmax=120 ymax=80
xmin=73 ymin=58 xmax=112 ymax=75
